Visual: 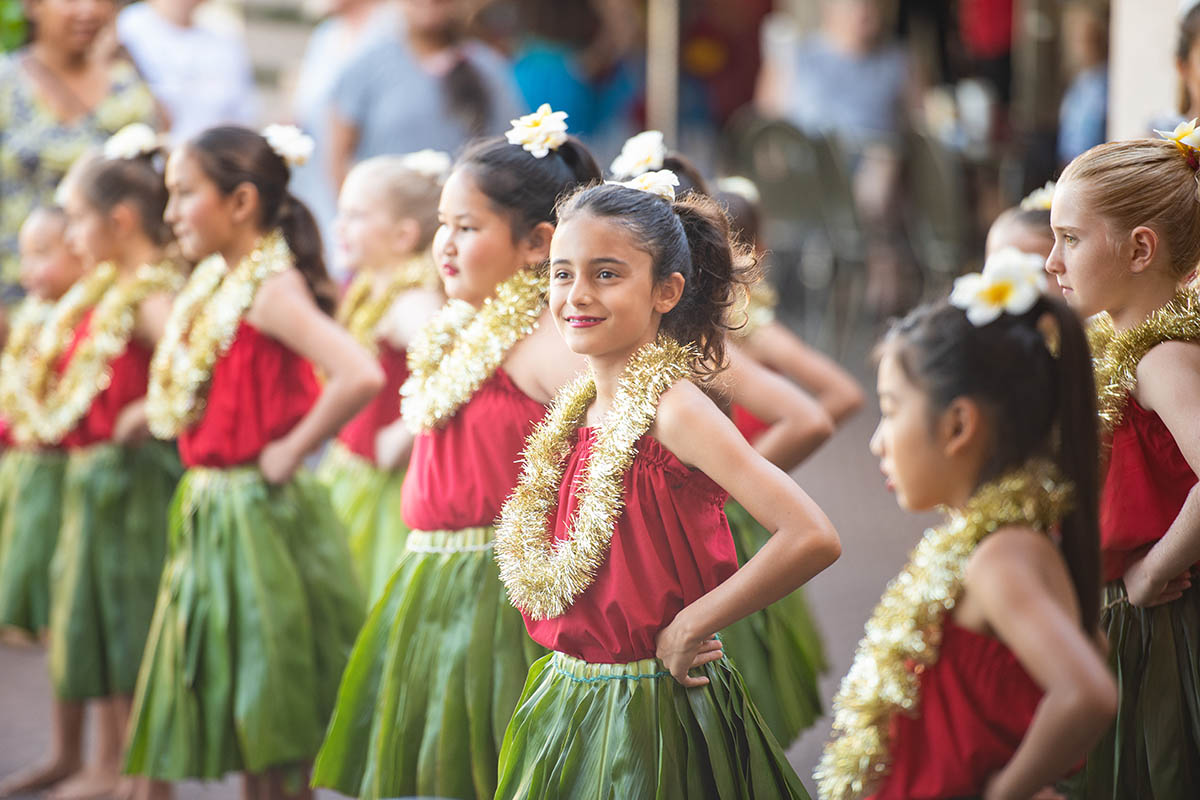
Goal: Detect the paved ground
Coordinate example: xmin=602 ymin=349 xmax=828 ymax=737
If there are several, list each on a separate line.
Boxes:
xmin=0 ymin=321 xmax=938 ymax=798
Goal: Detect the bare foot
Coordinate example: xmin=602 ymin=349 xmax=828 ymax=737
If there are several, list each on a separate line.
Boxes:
xmin=46 ymin=768 xmax=121 ymax=800
xmin=0 ymin=627 xmax=37 ymax=648
xmin=112 ymin=776 xmax=135 ymax=800
xmin=0 ymin=757 xmax=82 ymax=797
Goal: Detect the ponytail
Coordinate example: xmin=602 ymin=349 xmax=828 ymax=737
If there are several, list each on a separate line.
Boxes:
xmin=276 ymin=192 xmax=336 ymax=315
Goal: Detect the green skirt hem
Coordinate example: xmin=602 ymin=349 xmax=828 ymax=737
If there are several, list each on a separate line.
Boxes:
xmin=0 ymin=449 xmax=66 ymax=634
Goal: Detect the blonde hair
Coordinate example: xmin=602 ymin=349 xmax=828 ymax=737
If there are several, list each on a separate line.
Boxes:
xmin=343 ymin=155 xmax=446 ymax=252
xmin=1060 ymin=139 xmax=1200 ymax=281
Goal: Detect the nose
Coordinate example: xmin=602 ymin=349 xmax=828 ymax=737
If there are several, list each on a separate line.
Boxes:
xmin=163 ymin=197 xmax=178 ymax=227
xmin=868 ymin=420 xmax=884 ymax=457
xmin=566 ymin=273 xmax=590 ymax=307
xmin=1045 ymin=240 xmax=1064 ymax=275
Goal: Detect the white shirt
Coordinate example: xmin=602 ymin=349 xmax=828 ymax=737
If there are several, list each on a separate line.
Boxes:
xmin=117 ymin=3 xmax=257 ymax=142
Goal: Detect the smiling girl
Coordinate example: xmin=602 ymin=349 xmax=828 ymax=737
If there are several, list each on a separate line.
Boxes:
xmin=1047 ymin=133 xmax=1200 ymax=799
xmin=491 ymin=176 xmax=841 ymax=799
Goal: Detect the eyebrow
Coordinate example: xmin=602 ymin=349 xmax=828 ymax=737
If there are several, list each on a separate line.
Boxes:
xmin=550 ymin=256 xmax=629 ymax=267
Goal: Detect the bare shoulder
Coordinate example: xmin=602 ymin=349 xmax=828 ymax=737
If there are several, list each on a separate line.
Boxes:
xmin=964 ymin=524 xmax=1074 ymax=607
xmin=653 ymin=379 xmax=728 ymax=456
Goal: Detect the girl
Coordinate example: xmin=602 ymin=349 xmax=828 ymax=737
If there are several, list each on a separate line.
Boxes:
xmin=123 ymin=125 xmax=381 ymax=800
xmin=311 ymin=106 xmax=603 ymax=800
xmin=0 ymin=206 xmax=84 ymax=798
xmin=491 ymin=177 xmax=842 ymax=799
xmin=317 ymin=150 xmax=446 ymax=601
xmin=986 ymin=182 xmax=1056 ymax=265
xmin=817 ymin=252 xmax=1116 ymax=800
xmin=1048 ymin=134 xmax=1200 ymax=798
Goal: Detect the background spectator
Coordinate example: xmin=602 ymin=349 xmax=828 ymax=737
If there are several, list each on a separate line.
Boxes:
xmin=116 ymin=0 xmax=256 ymax=142
xmin=0 ymin=0 xmax=156 ymax=295
xmin=1057 ymin=1 xmax=1108 ymax=166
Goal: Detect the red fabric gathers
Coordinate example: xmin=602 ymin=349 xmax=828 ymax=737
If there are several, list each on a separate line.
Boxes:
xmin=336 ymin=342 xmax=408 ymax=463
xmin=732 ymin=403 xmax=770 ymax=444
xmin=400 ymin=369 xmax=546 ymax=531
xmin=59 ymin=310 xmax=152 ymax=449
xmin=523 ymin=429 xmax=736 ymax=663
xmin=869 ymin=620 xmax=1043 ymax=800
xmin=178 ymin=322 xmax=319 ymax=468
xmin=1100 ymin=397 xmax=1197 ymax=582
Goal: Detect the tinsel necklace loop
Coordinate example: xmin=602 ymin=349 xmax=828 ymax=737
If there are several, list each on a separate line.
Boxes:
xmin=1088 ymin=288 xmax=1200 ymax=440
xmin=0 ymin=296 xmax=53 ymax=426
xmin=815 ymin=458 xmax=1073 ymax=800
xmin=7 ymin=262 xmax=183 ymax=446
xmin=146 ymin=231 xmax=292 ymax=439
xmin=400 ymin=266 xmax=546 ymax=433
xmin=494 ymin=334 xmax=699 ymax=620
xmin=337 ymin=255 xmax=438 ymax=351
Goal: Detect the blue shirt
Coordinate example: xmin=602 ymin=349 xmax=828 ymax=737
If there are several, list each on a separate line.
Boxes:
xmin=1058 ymin=65 xmax=1108 ymax=165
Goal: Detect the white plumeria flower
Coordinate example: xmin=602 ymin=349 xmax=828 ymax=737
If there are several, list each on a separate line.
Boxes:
xmin=505 ymin=104 xmax=568 ymax=158
xmin=1019 ymin=180 xmax=1055 ymax=211
xmin=399 ymin=149 xmax=452 ymax=181
xmin=716 ymin=175 xmax=761 ymax=204
xmin=1155 ymin=117 xmax=1200 ymax=147
xmin=608 ymin=169 xmax=680 ymax=202
xmin=261 ymin=124 xmax=315 ymax=167
xmin=610 ymin=130 xmax=666 ymax=178
xmin=104 ymin=123 xmax=160 ymax=161
xmin=949 ymin=247 xmax=1048 ymax=326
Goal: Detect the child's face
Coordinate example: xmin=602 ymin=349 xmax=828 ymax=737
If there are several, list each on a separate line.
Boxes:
xmin=62 ymin=183 xmax=119 ymax=269
xmin=164 ymin=147 xmax=238 ymax=262
xmin=335 ymin=176 xmax=408 ymax=273
xmin=433 ymin=168 xmax=538 ymax=306
xmin=1047 ymin=179 xmax=1127 ymax=317
xmin=548 ymin=212 xmax=681 ymax=360
xmin=869 ymin=348 xmax=956 ymax=512
xmin=18 ymin=212 xmax=84 ymax=300
xmin=985 ymin=216 xmax=1058 ymax=297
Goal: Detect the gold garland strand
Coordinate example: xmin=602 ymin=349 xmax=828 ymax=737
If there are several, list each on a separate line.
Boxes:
xmin=401 ymin=266 xmax=546 ymax=432
xmin=0 ymin=297 xmax=53 ymax=422
xmin=815 ymin=459 xmax=1073 ymax=800
xmin=1088 ymin=288 xmax=1200 ymax=439
xmin=147 ymin=231 xmax=292 ymax=439
xmin=337 ymin=255 xmax=438 ymax=351
xmin=495 ymin=335 xmax=699 ymax=620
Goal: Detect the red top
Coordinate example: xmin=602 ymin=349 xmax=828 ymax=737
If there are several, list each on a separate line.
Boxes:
xmin=732 ymin=403 xmax=769 ymax=444
xmin=60 ymin=310 xmax=152 ymax=449
xmin=337 ymin=342 xmax=408 ymax=463
xmin=401 ymin=368 xmax=546 ymax=531
xmin=523 ymin=429 xmax=736 ymax=663
xmin=1100 ymin=397 xmax=1197 ymax=582
xmin=869 ymin=619 xmax=1043 ymax=800
xmin=959 ymin=0 xmax=1013 ymax=59
xmin=178 ymin=322 xmax=319 ymax=468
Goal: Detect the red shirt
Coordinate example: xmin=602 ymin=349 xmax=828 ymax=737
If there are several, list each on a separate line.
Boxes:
xmin=870 ymin=619 xmax=1043 ymax=800
xmin=178 ymin=322 xmax=319 ymax=468
xmin=523 ymin=429 xmax=735 ymax=663
xmin=400 ymin=368 xmax=546 ymax=531
xmin=1100 ymin=396 xmax=1197 ymax=582
xmin=336 ymin=342 xmax=408 ymax=464
xmin=59 ymin=309 xmax=152 ymax=449
xmin=732 ymin=403 xmax=770 ymax=444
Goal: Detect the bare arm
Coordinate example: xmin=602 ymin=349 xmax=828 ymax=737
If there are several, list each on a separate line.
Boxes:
xmin=376 ymin=287 xmax=445 ymax=351
xmin=653 ymin=381 xmax=841 ymax=685
xmin=723 ymin=344 xmax=834 ymax=471
xmin=114 ymin=291 xmax=177 ymax=444
xmin=502 ymin=309 xmax=588 ymax=405
xmin=247 ymin=270 xmax=385 ymax=483
xmin=742 ymin=321 xmax=864 ymax=425
xmin=964 ymin=530 xmax=1117 ymax=800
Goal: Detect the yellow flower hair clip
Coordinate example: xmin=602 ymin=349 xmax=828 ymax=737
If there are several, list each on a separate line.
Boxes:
xmin=1155 ymin=118 xmax=1200 ymax=170
xmin=608 ymin=169 xmax=680 ymax=202
xmin=1019 ymin=181 xmax=1055 ymax=211
xmin=949 ymin=247 xmax=1047 ymax=326
xmin=506 ymin=103 xmax=569 ymax=158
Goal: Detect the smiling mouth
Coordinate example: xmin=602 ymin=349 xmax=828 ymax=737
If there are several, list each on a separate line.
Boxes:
xmin=565 ymin=315 xmax=604 ymax=327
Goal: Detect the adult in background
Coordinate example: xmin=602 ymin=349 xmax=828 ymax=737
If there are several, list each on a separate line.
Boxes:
xmin=115 ymin=0 xmax=256 ymax=143
xmin=291 ymin=0 xmax=400 ymax=280
xmin=0 ymin=0 xmax=156 ymax=295
xmin=327 ymin=0 xmax=525 ymax=194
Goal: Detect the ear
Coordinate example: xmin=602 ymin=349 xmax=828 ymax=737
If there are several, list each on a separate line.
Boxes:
xmin=1128 ymin=225 xmax=1159 ymax=274
xmin=937 ymin=396 xmax=984 ymax=459
xmin=519 ymin=221 xmax=555 ymax=266
xmin=653 ymin=271 xmax=686 ymax=315
xmin=227 ymin=182 xmax=261 ymax=227
xmin=390 ymin=217 xmax=422 ymax=256
xmin=109 ymin=202 xmax=140 ymax=239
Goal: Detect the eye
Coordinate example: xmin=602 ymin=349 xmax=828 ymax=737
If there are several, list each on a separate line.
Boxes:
xmin=597 ymin=269 xmax=616 ymax=280
xmin=552 ymin=269 xmax=571 ymax=280
xmin=1065 ymin=234 xmax=1078 ymax=245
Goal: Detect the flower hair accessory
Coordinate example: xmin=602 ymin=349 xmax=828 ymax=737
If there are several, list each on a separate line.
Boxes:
xmin=608 ymin=169 xmax=680 ymax=202
xmin=610 ymin=130 xmax=666 ymax=178
xmin=1020 ymin=181 xmax=1055 ymax=211
xmin=399 ymin=149 xmax=452 ymax=181
xmin=506 ymin=104 xmax=569 ymax=158
xmin=716 ymin=175 xmax=761 ymax=204
xmin=261 ymin=124 xmax=315 ymax=168
xmin=949 ymin=247 xmax=1047 ymax=326
xmin=104 ymin=123 xmax=160 ymax=161
xmin=1155 ymin=118 xmax=1200 ymax=170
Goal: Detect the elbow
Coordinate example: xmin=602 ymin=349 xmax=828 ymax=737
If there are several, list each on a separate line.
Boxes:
xmin=801 ymin=521 xmax=841 ymax=572
xmin=351 ymin=361 xmax=386 ymax=404
xmin=828 ymin=383 xmax=866 ymax=426
xmin=1056 ymin=667 xmax=1118 ymax=730
xmin=795 ymin=409 xmax=835 ymax=452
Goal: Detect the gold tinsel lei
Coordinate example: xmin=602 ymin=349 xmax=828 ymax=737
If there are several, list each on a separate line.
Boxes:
xmin=0 ymin=297 xmax=52 ymax=423
xmin=146 ymin=231 xmax=291 ymax=439
xmin=401 ymin=266 xmax=545 ymax=433
xmin=494 ymin=334 xmax=698 ymax=620
xmin=337 ymin=255 xmax=438 ymax=351
xmin=1087 ymin=288 xmax=1200 ymax=439
xmin=815 ymin=459 xmax=1072 ymax=800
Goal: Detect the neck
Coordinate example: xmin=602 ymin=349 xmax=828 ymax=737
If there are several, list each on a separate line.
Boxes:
xmin=341 ymin=0 xmax=379 ymax=26
xmin=115 ymin=237 xmax=163 ymax=276
xmin=1108 ymin=277 xmax=1182 ymax=332
xmin=150 ymin=0 xmax=194 ymax=27
xmin=587 ymin=332 xmax=659 ymax=417
xmin=219 ymin=228 xmax=266 ymax=271
xmin=30 ymin=41 xmax=88 ymax=73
